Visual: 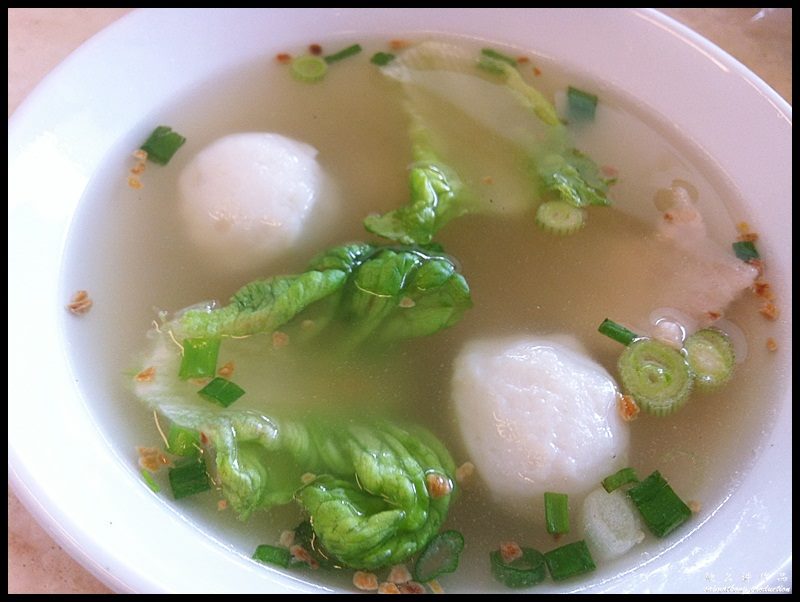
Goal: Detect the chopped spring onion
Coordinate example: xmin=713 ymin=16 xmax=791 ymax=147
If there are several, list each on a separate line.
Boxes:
xmin=598 ymin=318 xmax=639 ymax=346
xmin=490 ymin=547 xmax=546 ymax=588
xmin=198 ymin=377 xmax=245 ymax=408
xmin=618 ymin=338 xmax=692 ymax=416
xmin=290 ymin=55 xmax=328 ymax=82
xmin=480 ymin=48 xmax=517 ymax=67
xmin=567 ymin=86 xmax=598 ymax=121
xmin=535 ymin=200 xmax=587 ymax=235
xmin=477 ymin=55 xmax=507 ymax=75
xmin=140 ymin=468 xmax=161 ymax=493
xmin=601 ymin=467 xmax=639 ymax=493
xmin=413 ymin=530 xmax=464 ymax=583
xmin=252 ymin=544 xmax=292 ymax=568
xmin=178 ymin=337 xmax=220 ymax=380
xmin=544 ymin=492 xmax=570 ymax=535
xmin=140 ymin=126 xmax=186 ymax=165
xmin=732 ymin=240 xmax=759 ymax=261
xmin=543 ymin=540 xmax=596 ymax=582
xmin=685 ymin=328 xmax=735 ymax=391
xmin=627 ymin=471 xmax=691 ymax=538
xmin=168 ymin=458 xmax=211 ymax=499
xmin=323 ymin=43 xmax=362 ymax=64
xmin=166 ymin=423 xmax=201 ymax=457
xmin=370 ymin=51 xmax=395 ymax=66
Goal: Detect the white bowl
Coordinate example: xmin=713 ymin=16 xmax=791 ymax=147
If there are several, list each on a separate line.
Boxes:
xmin=8 ymin=8 xmax=791 ymax=593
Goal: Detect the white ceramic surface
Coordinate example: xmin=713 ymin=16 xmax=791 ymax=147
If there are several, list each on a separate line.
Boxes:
xmin=8 ymin=8 xmax=791 ymax=594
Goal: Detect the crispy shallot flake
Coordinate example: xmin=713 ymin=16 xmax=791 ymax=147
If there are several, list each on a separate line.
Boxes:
xmin=137 ymin=446 xmax=169 ymax=471
xmin=705 ymin=310 xmax=721 ymax=322
xmin=135 ymin=366 xmax=156 ymax=382
xmin=500 ymin=541 xmax=524 ymax=563
xmin=398 ymin=581 xmax=426 ymax=594
xmin=766 ymin=337 xmax=778 ymax=352
xmin=759 ymin=301 xmax=779 ymax=321
xmin=516 ymin=56 xmax=530 ymax=64
xmin=190 ymin=377 xmax=211 ymax=386
xmin=427 ymin=579 xmax=445 ymax=594
xmin=425 ymin=472 xmax=453 ymax=499
xmin=398 ymin=296 xmax=416 ymax=308
xmin=127 ymin=176 xmax=143 ymax=190
xmin=67 ymin=290 xmax=93 ymax=315
xmin=289 ymin=545 xmax=319 ymax=569
xmin=737 ymin=232 xmax=758 ymax=242
xmin=353 ymin=571 xmax=379 ymax=591
xmin=481 ymin=175 xmax=494 ymax=185
xmin=378 ymin=582 xmax=401 ymax=594
xmin=688 ymin=500 xmax=702 ymax=514
xmin=276 ymin=52 xmax=292 ymax=64
xmin=272 ymin=331 xmax=290 ymax=348
xmin=300 ymin=472 xmax=317 ymax=484
xmin=200 ymin=431 xmax=209 ymax=445
xmin=218 ymin=361 xmax=235 ymax=377
xmin=663 ymin=212 xmax=674 ymax=223
xmin=217 ymin=499 xmax=228 ymax=511
xmin=618 ymin=394 xmax=640 ymax=422
xmin=130 ymin=161 xmax=146 ymax=175
xmin=279 ymin=530 xmax=295 ymax=548
xmin=601 ymin=165 xmax=619 ymax=178
xmin=387 ymin=564 xmax=412 ymax=584
xmin=753 ymin=279 xmax=774 ymax=300
xmin=389 ymin=39 xmax=412 ymax=50
xmin=533 ymin=66 xmax=542 ymax=76
xmin=455 ymin=461 xmax=475 ymax=486
xmin=309 ymin=43 xmax=323 ymax=56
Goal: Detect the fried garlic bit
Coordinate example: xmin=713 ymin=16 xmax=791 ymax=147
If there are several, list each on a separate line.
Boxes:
xmin=217 ymin=361 xmax=235 ymax=377
xmin=425 ymin=472 xmax=453 ymax=499
xmin=397 ymin=582 xmax=426 ymax=594
xmin=618 ymin=394 xmax=640 ymax=423
xmin=135 ymin=366 xmax=156 ymax=382
xmin=377 ymin=582 xmax=401 ymax=594
xmin=387 ymin=564 xmax=412 ymax=584
xmin=500 ymin=541 xmax=523 ymax=563
xmin=353 ymin=571 xmax=379 ymax=591
xmin=66 ymin=290 xmax=93 ymax=315
xmin=137 ymin=446 xmax=169 ymax=471
xmin=279 ymin=530 xmax=295 ymax=548
xmin=272 ymin=331 xmax=290 ymax=349
xmin=455 ymin=461 xmax=475 ymax=487
xmin=759 ymin=301 xmax=779 ymax=321
xmin=289 ymin=545 xmax=319 ymax=569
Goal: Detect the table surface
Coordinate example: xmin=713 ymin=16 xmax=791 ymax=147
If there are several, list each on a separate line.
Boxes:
xmin=7 ymin=7 xmax=792 ymax=594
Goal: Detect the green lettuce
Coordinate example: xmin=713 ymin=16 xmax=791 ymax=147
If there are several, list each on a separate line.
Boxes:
xmin=367 ymin=41 xmax=613 ymax=244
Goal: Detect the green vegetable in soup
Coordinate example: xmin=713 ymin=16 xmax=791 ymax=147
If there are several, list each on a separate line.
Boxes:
xmin=365 ymin=41 xmax=613 ymax=244
xmin=177 ymin=242 xmax=471 ymax=346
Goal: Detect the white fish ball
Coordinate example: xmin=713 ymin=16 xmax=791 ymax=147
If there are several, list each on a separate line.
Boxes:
xmin=451 ymin=336 xmax=629 ymax=514
xmin=179 ymin=132 xmax=325 ymax=272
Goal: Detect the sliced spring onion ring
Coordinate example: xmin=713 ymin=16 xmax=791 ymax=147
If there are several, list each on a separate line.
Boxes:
xmin=601 ymin=467 xmax=639 ymax=493
xmin=543 ymin=540 xmax=596 ymax=581
xmin=598 ymin=318 xmax=639 ymax=346
xmin=178 ymin=337 xmax=220 ymax=380
xmin=732 ymin=240 xmax=759 ymax=261
xmin=490 ymin=547 xmax=546 ymax=588
xmin=168 ymin=458 xmax=211 ymax=499
xmin=535 ymin=200 xmax=587 ymax=235
xmin=413 ymin=530 xmax=464 ymax=583
xmin=253 ymin=544 xmax=292 ymax=568
xmin=140 ymin=125 xmax=186 ymax=165
xmin=291 ymin=55 xmax=328 ymax=82
xmin=544 ymin=492 xmax=570 ymax=535
xmin=627 ymin=470 xmax=691 ymax=538
xmin=567 ymin=86 xmax=598 ymax=121
xmin=166 ymin=423 xmax=201 ymax=457
xmin=685 ymin=328 xmax=735 ymax=391
xmin=198 ymin=376 xmax=245 ymax=407
xmin=618 ymin=338 xmax=692 ymax=416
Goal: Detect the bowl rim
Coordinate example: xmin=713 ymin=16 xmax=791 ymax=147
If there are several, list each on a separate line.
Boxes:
xmin=8 ymin=7 xmax=792 ymax=594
